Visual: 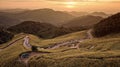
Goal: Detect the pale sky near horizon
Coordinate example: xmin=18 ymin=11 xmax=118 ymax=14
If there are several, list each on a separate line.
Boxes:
xmin=0 ymin=0 xmax=120 ymax=13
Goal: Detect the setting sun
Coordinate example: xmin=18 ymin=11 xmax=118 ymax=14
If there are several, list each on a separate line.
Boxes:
xmin=64 ymin=2 xmax=77 ymax=8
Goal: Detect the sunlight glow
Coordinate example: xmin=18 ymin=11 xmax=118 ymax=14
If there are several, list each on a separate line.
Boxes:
xmin=64 ymin=2 xmax=77 ymax=8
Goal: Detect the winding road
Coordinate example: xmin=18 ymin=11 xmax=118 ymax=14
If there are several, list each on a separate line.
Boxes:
xmin=0 ymin=30 xmax=93 ymax=51
xmin=19 ymin=30 xmax=94 ymax=67
xmin=0 ymin=36 xmax=25 ymax=51
xmin=0 ymin=30 xmax=94 ymax=67
xmin=48 ymin=29 xmax=94 ymax=49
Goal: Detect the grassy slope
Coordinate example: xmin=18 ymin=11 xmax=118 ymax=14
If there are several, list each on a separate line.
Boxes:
xmin=0 ymin=33 xmax=28 ymax=67
xmin=0 ymin=31 xmax=87 ymax=67
xmin=29 ymin=30 xmax=87 ymax=47
xmin=28 ymin=31 xmax=120 ymax=67
xmin=0 ymin=31 xmax=120 ymax=67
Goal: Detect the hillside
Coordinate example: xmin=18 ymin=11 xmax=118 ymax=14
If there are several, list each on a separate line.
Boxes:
xmin=63 ymin=15 xmax=103 ymax=28
xmin=0 ymin=26 xmax=14 ymax=44
xmin=0 ymin=12 xmax=120 ymax=67
xmin=0 ymin=30 xmax=120 ymax=67
xmin=7 ymin=21 xmax=73 ymax=39
xmin=7 ymin=21 xmax=57 ymax=39
xmin=92 ymin=13 xmax=120 ymax=37
xmin=0 ymin=8 xmax=74 ymax=26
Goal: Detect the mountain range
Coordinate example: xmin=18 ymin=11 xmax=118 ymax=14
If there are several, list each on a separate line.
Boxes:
xmin=0 ymin=8 xmax=111 ymax=28
xmin=63 ymin=15 xmax=103 ymax=28
xmin=0 ymin=8 xmax=74 ymax=27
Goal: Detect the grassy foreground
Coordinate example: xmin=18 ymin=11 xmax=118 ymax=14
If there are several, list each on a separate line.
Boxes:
xmin=0 ymin=31 xmax=120 ymax=67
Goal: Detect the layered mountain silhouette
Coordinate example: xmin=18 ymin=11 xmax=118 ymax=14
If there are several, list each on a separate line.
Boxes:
xmin=90 ymin=12 xmax=110 ymax=18
xmin=0 ymin=8 xmax=74 ymax=27
xmin=0 ymin=9 xmax=29 ymax=13
xmin=92 ymin=13 xmax=120 ymax=37
xmin=63 ymin=15 xmax=103 ymax=29
xmin=68 ymin=11 xmax=89 ymax=17
xmin=0 ymin=15 xmax=21 ymax=27
xmin=68 ymin=11 xmax=109 ymax=18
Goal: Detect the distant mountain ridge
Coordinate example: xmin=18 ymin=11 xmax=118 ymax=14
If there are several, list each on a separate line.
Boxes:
xmin=0 ymin=9 xmax=29 ymax=13
xmin=63 ymin=15 xmax=103 ymax=28
xmin=90 ymin=12 xmax=110 ymax=18
xmin=68 ymin=11 xmax=110 ymax=18
xmin=0 ymin=8 xmax=74 ymax=27
xmin=0 ymin=15 xmax=21 ymax=27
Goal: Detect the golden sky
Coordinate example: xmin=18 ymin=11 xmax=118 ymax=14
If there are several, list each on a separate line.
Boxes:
xmin=0 ymin=0 xmax=120 ymax=13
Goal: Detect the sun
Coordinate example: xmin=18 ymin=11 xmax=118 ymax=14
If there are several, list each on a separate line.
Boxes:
xmin=64 ymin=2 xmax=77 ymax=8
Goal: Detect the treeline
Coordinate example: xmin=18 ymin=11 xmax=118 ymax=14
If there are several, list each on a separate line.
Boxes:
xmin=0 ymin=26 xmax=14 ymax=44
xmin=92 ymin=13 xmax=120 ymax=37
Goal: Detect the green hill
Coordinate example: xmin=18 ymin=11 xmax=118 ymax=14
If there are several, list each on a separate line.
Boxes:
xmin=0 ymin=30 xmax=120 ymax=67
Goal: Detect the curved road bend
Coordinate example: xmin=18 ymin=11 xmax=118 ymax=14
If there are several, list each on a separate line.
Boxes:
xmin=50 ymin=29 xmax=94 ymax=49
xmin=18 ymin=30 xmax=94 ymax=66
xmin=0 ymin=37 xmax=25 ymax=51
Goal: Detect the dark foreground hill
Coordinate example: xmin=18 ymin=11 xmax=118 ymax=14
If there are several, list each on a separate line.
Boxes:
xmin=0 ymin=26 xmax=14 ymax=44
xmin=63 ymin=15 xmax=103 ymax=29
xmin=7 ymin=21 xmax=72 ymax=39
xmin=92 ymin=13 xmax=120 ymax=37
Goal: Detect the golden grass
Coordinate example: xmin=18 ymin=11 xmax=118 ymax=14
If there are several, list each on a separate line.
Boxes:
xmin=0 ymin=31 xmax=120 ymax=67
